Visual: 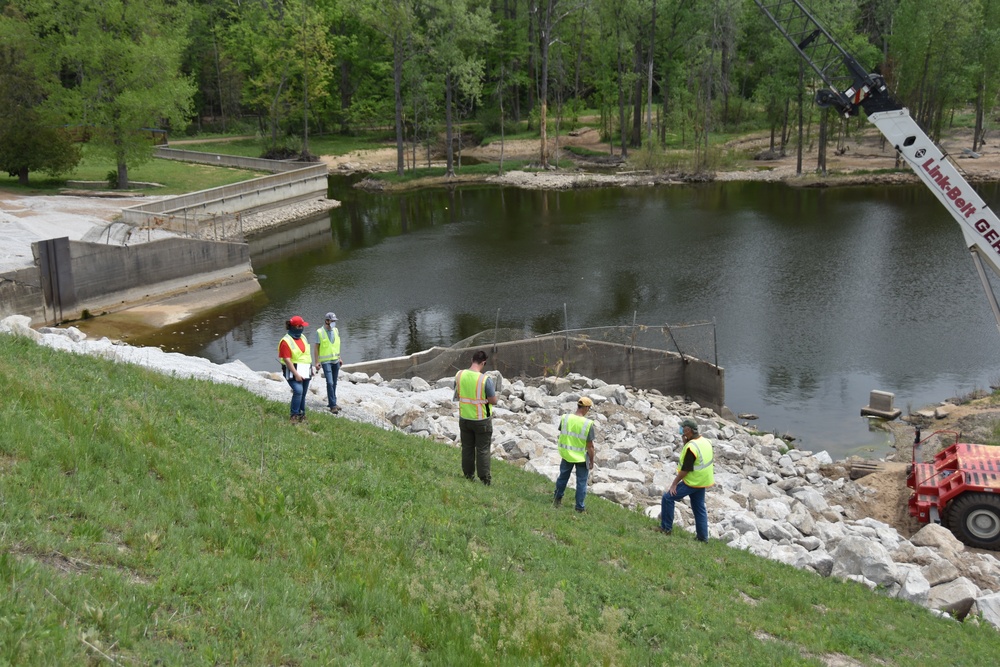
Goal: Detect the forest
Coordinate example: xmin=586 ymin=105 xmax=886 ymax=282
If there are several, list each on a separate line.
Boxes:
xmin=2 ymin=0 xmax=1000 ymax=186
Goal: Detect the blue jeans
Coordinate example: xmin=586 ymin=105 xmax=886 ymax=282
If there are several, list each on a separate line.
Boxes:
xmin=661 ymin=481 xmax=708 ymax=541
xmin=321 ymin=361 xmax=340 ymax=408
xmin=286 ymin=375 xmax=310 ymax=417
xmin=555 ymin=459 xmax=589 ymax=511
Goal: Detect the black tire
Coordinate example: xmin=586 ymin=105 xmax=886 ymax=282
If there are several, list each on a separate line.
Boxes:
xmin=947 ymin=493 xmax=1000 ymax=550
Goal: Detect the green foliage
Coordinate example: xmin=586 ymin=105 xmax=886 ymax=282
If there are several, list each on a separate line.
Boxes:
xmin=1 ymin=333 xmax=1000 ymax=664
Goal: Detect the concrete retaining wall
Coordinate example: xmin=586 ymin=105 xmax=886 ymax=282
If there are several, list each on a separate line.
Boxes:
xmin=154 ymin=147 xmax=314 ymax=173
xmin=344 ymin=335 xmax=725 ymax=413
xmin=0 ymin=267 xmax=46 ymax=323
xmin=121 ymin=163 xmax=328 ymax=236
xmin=33 ymin=236 xmax=258 ymax=325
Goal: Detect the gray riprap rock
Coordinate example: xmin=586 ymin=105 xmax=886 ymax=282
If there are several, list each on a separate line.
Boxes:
xmin=755 ymin=518 xmax=798 ymax=542
xmin=648 ymin=408 xmax=666 ymax=426
xmin=975 ymin=593 xmax=1000 ymax=629
xmin=926 ymin=576 xmax=981 ymax=612
xmin=629 ymin=447 xmax=651 ymax=465
xmin=787 ymin=510 xmax=817 ymax=537
xmin=910 ymin=524 xmax=965 ymax=556
xmin=796 ymin=535 xmax=823 ymax=552
xmin=593 ymin=383 xmax=628 ymax=405
xmin=895 ymin=563 xmax=931 ymax=605
xmin=788 ymin=487 xmax=829 ymax=513
xmin=921 ymin=558 xmax=961 ymax=587
xmin=590 ymin=482 xmax=634 ymax=506
xmin=606 ymin=469 xmax=647 ymax=484
xmin=753 ymin=497 xmax=793 ymax=522
xmin=522 ymin=386 xmax=547 ymax=408
xmin=410 ymin=376 xmax=432 ymax=392
xmin=532 ymin=422 xmax=560 ymax=441
xmin=830 ymin=536 xmax=899 ymax=586
xmin=543 ymin=376 xmax=571 ymax=395
xmin=595 ymin=448 xmax=622 ymax=466
xmin=891 ymin=542 xmax=941 ymax=567
xmin=769 ymin=544 xmax=812 ymax=570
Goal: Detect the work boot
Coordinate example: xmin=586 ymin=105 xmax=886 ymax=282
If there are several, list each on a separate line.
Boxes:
xmin=554 ymin=496 xmax=562 ymax=508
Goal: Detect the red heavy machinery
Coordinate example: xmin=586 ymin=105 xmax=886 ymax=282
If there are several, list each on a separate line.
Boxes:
xmin=754 ymin=0 xmax=1000 ymax=550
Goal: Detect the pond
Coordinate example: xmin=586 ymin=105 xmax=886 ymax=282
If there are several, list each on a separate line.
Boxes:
xmin=138 ymin=178 xmax=1000 ymax=460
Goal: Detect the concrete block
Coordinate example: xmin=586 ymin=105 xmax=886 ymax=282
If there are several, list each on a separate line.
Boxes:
xmin=861 ymin=390 xmax=901 ymax=419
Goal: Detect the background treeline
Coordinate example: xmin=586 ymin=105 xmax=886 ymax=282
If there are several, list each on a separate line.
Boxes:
xmin=2 ymin=0 xmax=1000 ymax=186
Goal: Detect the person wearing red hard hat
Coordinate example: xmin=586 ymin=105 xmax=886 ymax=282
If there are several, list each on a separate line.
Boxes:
xmin=278 ymin=315 xmax=312 ymax=423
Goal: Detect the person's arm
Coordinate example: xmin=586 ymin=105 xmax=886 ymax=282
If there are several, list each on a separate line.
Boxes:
xmin=586 ymin=423 xmax=596 ymax=470
xmin=669 ymin=449 xmax=696 ymax=495
xmin=278 ymin=340 xmax=302 ymax=382
xmin=485 ymin=377 xmax=498 ymax=406
xmin=312 ymin=336 xmax=321 ymax=371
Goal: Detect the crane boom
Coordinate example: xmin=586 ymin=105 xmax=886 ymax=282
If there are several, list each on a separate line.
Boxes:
xmin=753 ymin=0 xmax=1000 ymax=333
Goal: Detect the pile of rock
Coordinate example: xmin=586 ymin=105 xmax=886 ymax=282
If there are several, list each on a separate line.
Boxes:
xmin=4 ymin=314 xmax=998 ymax=630
xmin=340 ymin=369 xmax=1000 ymax=630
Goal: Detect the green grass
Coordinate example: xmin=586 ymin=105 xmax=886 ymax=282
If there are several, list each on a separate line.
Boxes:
xmin=174 ymin=133 xmax=392 ymax=159
xmin=0 ymin=334 xmax=997 ymax=665
xmin=0 ymin=145 xmax=261 ymax=195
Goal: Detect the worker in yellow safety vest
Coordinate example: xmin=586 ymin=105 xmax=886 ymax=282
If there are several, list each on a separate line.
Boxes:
xmin=312 ymin=312 xmax=344 ymax=414
xmin=278 ymin=315 xmax=313 ymax=423
xmin=554 ymin=396 xmax=597 ymax=512
xmin=454 ymin=350 xmax=498 ymax=485
xmin=659 ymin=417 xmax=714 ymax=541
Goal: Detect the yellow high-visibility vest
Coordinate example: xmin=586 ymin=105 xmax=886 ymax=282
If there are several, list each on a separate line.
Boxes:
xmin=679 ymin=436 xmax=715 ymax=487
xmin=316 ymin=326 xmax=341 ymax=363
xmin=558 ymin=414 xmax=593 ymax=463
xmin=456 ymin=370 xmax=490 ymax=420
xmin=279 ymin=334 xmax=312 ymax=373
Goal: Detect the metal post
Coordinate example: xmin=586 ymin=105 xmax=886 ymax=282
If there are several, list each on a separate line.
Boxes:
xmin=563 ymin=303 xmax=569 ymax=350
xmin=493 ymin=308 xmax=500 ymax=357
xmin=630 ymin=310 xmax=637 ymax=353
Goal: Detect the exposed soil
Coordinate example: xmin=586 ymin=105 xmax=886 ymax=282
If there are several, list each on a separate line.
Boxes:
xmin=323 ymin=124 xmax=1000 ymax=188
xmin=848 ymin=395 xmax=1000 ymax=548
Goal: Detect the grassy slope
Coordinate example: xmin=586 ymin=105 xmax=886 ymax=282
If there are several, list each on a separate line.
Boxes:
xmin=0 ymin=334 xmax=997 ymax=666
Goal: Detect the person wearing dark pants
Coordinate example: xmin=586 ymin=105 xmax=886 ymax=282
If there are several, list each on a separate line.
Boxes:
xmin=554 ymin=396 xmax=596 ymax=513
xmin=660 ymin=417 xmax=715 ymax=541
xmin=455 ymin=350 xmax=498 ymax=485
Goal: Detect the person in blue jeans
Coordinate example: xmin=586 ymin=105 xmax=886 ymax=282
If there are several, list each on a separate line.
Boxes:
xmin=660 ymin=417 xmax=715 ymax=541
xmin=554 ymin=397 xmax=597 ymax=513
xmin=312 ymin=312 xmax=343 ymax=413
xmin=278 ymin=316 xmax=312 ymax=423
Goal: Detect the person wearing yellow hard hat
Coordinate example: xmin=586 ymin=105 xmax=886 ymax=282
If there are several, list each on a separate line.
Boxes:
xmin=554 ymin=396 xmax=597 ymax=513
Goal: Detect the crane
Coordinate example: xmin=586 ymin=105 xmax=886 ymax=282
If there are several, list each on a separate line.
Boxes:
xmin=753 ymin=0 xmax=1000 ymax=335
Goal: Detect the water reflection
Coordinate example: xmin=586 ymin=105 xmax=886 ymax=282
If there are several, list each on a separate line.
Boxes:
xmin=137 ymin=180 xmax=1000 ymax=459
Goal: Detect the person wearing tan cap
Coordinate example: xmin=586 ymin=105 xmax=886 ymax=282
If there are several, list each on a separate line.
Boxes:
xmin=554 ymin=396 xmax=596 ymax=513
xmin=278 ymin=316 xmax=312 ymax=423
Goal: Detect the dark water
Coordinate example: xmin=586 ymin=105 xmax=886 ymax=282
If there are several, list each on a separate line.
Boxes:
xmin=146 ymin=179 xmax=1000 ymax=459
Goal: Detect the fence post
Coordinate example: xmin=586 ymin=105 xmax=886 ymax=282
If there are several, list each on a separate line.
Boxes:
xmin=563 ymin=303 xmax=569 ymax=350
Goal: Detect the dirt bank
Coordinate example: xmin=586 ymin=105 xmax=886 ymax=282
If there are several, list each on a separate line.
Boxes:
xmin=325 ymin=125 xmax=1000 ymax=191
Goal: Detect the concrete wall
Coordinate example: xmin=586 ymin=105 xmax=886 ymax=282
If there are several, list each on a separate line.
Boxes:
xmin=33 ymin=237 xmax=257 ymax=325
xmin=154 ymin=147 xmax=314 ymax=173
xmin=344 ymin=335 xmax=725 ymax=413
xmin=120 ymin=163 xmax=328 ymax=235
xmin=0 ymin=267 xmax=46 ymax=323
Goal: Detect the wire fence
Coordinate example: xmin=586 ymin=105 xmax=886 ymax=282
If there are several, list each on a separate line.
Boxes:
xmin=407 ymin=308 xmax=717 ymax=382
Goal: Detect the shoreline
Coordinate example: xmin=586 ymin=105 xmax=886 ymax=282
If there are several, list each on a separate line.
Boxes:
xmin=5 ymin=314 xmax=1000 ymax=626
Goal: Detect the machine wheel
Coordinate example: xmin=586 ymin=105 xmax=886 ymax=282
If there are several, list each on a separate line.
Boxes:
xmin=947 ymin=493 xmax=1000 ymax=550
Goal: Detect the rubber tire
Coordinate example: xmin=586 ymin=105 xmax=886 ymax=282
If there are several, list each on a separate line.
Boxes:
xmin=947 ymin=493 xmax=1000 ymax=550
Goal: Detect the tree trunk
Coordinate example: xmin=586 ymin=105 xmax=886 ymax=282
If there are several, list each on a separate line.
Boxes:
xmin=631 ymin=42 xmax=643 ymax=148
xmin=445 ymin=72 xmax=455 ymax=177
xmin=17 ymin=167 xmax=28 ymax=186
xmin=797 ymin=61 xmax=803 ymax=175
xmin=817 ymin=107 xmax=828 ymax=175
xmin=393 ymin=35 xmax=405 ymax=177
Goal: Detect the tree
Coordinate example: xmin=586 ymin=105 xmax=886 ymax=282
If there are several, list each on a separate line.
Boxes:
xmin=35 ymin=0 xmax=195 ymax=189
xmin=425 ymin=0 xmax=495 ymax=177
xmin=0 ymin=12 xmax=80 ymax=185
xmin=360 ymin=0 xmax=422 ymax=176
